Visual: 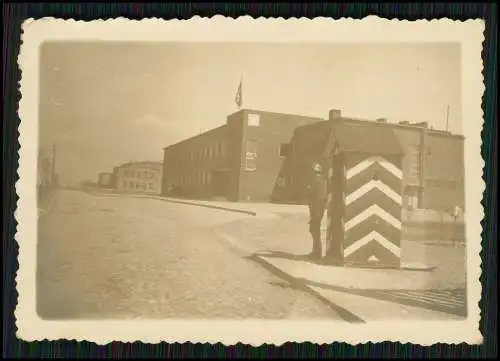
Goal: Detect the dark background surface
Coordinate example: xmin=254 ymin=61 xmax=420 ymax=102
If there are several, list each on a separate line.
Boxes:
xmin=3 ymin=3 xmax=497 ymax=359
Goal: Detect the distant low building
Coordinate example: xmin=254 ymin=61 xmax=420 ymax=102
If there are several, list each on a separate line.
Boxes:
xmin=111 ymin=161 xmax=163 ymax=195
xmin=98 ymin=172 xmax=113 ymax=188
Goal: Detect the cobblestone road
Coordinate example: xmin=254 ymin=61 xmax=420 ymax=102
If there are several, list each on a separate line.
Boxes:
xmin=37 ymin=190 xmax=341 ymax=320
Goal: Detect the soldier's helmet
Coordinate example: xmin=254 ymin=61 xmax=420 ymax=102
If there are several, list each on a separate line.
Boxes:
xmin=313 ymin=163 xmax=322 ymax=173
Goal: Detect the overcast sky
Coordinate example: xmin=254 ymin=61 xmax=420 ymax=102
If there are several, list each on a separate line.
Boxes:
xmin=39 ymin=42 xmax=462 ymax=185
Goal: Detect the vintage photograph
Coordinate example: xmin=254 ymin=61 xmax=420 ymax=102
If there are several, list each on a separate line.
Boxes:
xmin=16 ymin=17 xmax=485 ymax=344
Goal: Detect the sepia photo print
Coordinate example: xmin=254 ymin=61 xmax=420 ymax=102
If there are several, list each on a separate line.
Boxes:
xmin=16 ymin=17 xmax=485 ymax=345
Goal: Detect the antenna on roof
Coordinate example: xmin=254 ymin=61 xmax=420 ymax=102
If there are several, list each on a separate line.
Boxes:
xmin=446 ymin=104 xmax=450 ymax=132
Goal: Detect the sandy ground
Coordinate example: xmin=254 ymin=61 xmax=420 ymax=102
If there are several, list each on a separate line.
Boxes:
xmin=37 ymin=190 xmax=341 ymax=320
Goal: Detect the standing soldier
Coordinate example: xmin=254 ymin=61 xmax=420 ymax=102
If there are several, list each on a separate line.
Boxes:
xmin=306 ymin=162 xmax=328 ymax=259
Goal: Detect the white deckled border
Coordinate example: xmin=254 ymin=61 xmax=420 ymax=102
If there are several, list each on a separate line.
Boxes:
xmin=15 ymin=15 xmax=485 ymax=346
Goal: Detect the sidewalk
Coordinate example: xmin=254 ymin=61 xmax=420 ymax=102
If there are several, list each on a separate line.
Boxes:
xmin=215 ymin=213 xmax=467 ymax=321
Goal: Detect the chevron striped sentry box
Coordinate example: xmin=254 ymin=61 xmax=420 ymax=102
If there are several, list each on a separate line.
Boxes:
xmin=324 ymin=123 xmax=405 ymax=268
xmin=343 ymin=155 xmax=403 ymax=267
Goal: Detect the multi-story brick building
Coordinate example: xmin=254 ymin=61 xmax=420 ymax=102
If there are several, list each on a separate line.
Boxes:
xmin=161 ymin=109 xmax=323 ymax=201
xmin=162 ymin=108 xmax=465 ymax=213
xmin=111 ymin=161 xmax=163 ymax=195
xmin=279 ymin=110 xmax=465 ymax=213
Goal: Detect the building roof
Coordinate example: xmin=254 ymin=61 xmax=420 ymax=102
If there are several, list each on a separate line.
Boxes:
xmin=163 ymin=124 xmax=227 ymax=150
xmin=229 ymin=108 xmax=324 ymax=121
xmin=116 ymin=161 xmax=163 ymax=169
xmin=327 ymin=122 xmax=405 ymax=156
xmin=333 ymin=116 xmax=465 ymax=139
xmin=294 ymin=120 xmax=404 ymax=157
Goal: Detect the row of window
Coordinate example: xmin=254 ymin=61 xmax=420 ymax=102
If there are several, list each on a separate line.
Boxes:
xmin=187 ymin=142 xmax=227 ymax=164
xmin=426 ymin=178 xmax=460 ymax=190
xmin=122 ymin=181 xmax=155 ymax=190
xmin=123 ymin=169 xmax=157 ymax=179
xmin=170 ymin=171 xmax=212 ymax=187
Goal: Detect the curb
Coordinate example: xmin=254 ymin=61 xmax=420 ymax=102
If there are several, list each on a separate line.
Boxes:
xmin=213 ymin=229 xmax=365 ymax=323
xmin=153 ymin=196 xmax=257 ymax=216
xmin=249 ymin=254 xmax=366 ymax=323
xmin=86 ymin=191 xmax=257 ymax=216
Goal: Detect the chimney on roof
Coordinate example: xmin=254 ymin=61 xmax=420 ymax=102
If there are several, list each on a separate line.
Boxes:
xmin=412 ymin=121 xmax=429 ymax=129
xmin=329 ymin=109 xmax=342 ymax=121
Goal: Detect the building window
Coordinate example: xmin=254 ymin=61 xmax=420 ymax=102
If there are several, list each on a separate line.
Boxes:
xmin=248 ymin=113 xmax=261 ymax=127
xmin=246 ymin=140 xmax=258 ymax=156
xmin=407 ymin=195 xmax=419 ymax=209
xmin=209 ymin=145 xmax=213 ymax=159
xmin=245 ymin=140 xmax=258 ymax=171
xmin=206 ymin=172 xmax=212 ymax=185
xmin=426 ymin=178 xmax=457 ymax=190
xmin=220 ymin=142 xmax=226 ymax=156
xmin=148 ymin=183 xmax=153 ymax=190
xmin=214 ymin=143 xmax=219 ymax=157
xmin=245 ymin=158 xmax=257 ymax=171
xmin=279 ymin=143 xmax=291 ymax=158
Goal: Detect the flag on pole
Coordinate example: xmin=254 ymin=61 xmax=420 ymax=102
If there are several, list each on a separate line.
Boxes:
xmin=234 ymin=78 xmax=242 ymax=109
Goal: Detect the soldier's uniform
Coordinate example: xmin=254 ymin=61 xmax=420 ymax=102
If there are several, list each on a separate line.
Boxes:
xmin=307 ymin=164 xmax=328 ymax=259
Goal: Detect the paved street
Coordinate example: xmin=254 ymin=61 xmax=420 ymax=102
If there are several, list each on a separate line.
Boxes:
xmin=37 ymin=190 xmax=341 ymax=320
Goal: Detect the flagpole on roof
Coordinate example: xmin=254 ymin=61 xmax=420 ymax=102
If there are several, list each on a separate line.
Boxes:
xmin=234 ymin=75 xmax=243 ymax=110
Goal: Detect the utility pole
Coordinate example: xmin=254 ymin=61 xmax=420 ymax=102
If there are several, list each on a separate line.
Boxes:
xmin=52 ymin=144 xmax=57 ymax=187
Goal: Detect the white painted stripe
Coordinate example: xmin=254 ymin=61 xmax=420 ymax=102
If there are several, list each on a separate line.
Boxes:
xmin=390 ymin=292 xmax=464 ymax=307
xmin=344 ymin=231 xmax=401 ymax=258
xmin=408 ymin=291 xmax=466 ymax=305
xmin=346 ymin=156 xmax=403 ymax=180
xmin=344 ymin=204 xmax=402 ymax=231
xmin=345 ymin=180 xmax=402 ymax=206
xmin=392 ymin=290 xmax=465 ymax=303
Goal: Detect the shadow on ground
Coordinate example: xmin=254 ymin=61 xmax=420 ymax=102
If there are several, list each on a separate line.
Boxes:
xmin=254 ymin=250 xmax=320 ymax=264
xmin=247 ymin=251 xmax=467 ymax=319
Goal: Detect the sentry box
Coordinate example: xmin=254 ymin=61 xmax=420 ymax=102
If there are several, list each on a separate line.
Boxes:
xmin=322 ymin=123 xmax=405 ymax=268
